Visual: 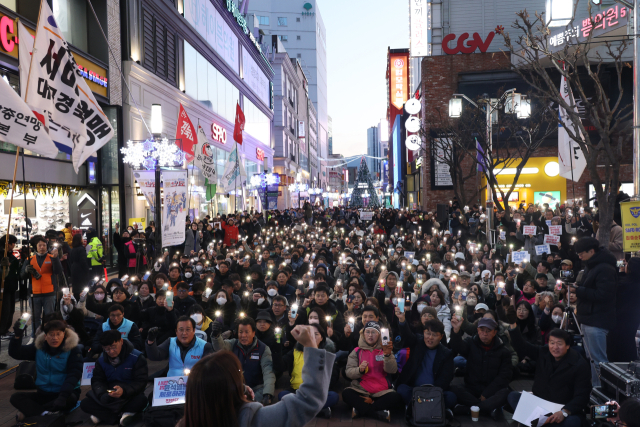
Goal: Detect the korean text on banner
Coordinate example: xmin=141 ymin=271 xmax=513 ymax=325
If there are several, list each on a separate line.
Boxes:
xmin=549 ymin=225 xmax=563 ymax=236
xmin=81 ymin=362 xmax=95 ymax=386
xmin=175 ymin=104 xmax=197 ymax=162
xmin=360 ymin=211 xmax=373 ymax=221
xmin=0 ymin=77 xmax=58 ymax=158
xmin=543 ymin=234 xmax=560 ymax=245
xmin=162 ymin=170 xmax=188 ymax=247
xmin=194 ymin=125 xmax=217 ymax=180
xmin=25 ymin=0 xmax=114 ymax=172
xmin=219 ymin=147 xmax=246 ymax=193
xmin=152 ymin=376 xmax=188 ymax=407
xmin=404 ymin=251 xmax=416 ymax=261
xmin=557 ymin=73 xmax=586 ymax=182
xmin=620 ymin=201 xmax=640 ymax=252
xmin=523 ymin=226 xmax=537 ymax=236
xmin=512 ymin=251 xmax=530 ymax=264
xmin=535 ymin=244 xmax=551 ymax=256
xmin=134 ymin=171 xmax=157 ymax=214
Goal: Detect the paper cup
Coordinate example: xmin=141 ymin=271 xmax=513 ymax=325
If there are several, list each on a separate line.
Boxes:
xmin=470 ymin=406 xmax=480 ymax=422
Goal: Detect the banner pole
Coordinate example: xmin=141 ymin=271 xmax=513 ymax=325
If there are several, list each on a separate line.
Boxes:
xmin=1 ymin=149 xmax=22 ymax=320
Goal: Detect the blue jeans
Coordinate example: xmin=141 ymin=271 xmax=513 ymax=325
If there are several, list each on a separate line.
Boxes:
xmin=278 ymin=389 xmax=338 ymax=409
xmin=508 ymin=392 xmax=581 ymax=427
xmin=454 ymin=355 xmax=467 ymax=369
xmin=582 ymin=324 xmax=609 ymax=387
xmin=397 ymin=384 xmax=457 ymax=409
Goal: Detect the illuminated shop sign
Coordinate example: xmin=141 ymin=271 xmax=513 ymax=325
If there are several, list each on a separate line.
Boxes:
xmin=211 ymin=122 xmax=227 ymax=144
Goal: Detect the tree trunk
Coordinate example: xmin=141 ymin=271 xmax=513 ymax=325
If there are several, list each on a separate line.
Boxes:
xmin=595 ymin=194 xmax=615 ymax=248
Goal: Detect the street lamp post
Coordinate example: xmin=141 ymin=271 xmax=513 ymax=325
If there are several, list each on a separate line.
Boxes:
xmin=448 ymin=89 xmax=529 ymax=246
xmin=151 ymin=104 xmax=163 ymax=257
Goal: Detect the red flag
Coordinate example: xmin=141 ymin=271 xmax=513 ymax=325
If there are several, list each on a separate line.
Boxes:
xmin=233 ymin=102 xmax=245 ymax=145
xmin=175 ymin=104 xmax=197 ymax=162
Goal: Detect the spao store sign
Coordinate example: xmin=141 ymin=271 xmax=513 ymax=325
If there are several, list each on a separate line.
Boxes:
xmin=0 ymin=14 xmax=108 ymax=98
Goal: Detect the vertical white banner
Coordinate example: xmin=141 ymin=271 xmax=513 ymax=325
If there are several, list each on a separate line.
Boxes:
xmin=558 ymin=75 xmax=587 ymax=181
xmin=162 ymin=170 xmax=187 ymax=247
xmin=18 ymin=21 xmax=33 ymax=100
xmin=409 ymin=0 xmax=429 ymax=57
xmin=134 ymin=170 xmax=157 ymax=214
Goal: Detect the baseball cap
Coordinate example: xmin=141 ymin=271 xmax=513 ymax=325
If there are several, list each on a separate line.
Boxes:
xmin=477 ymin=318 xmax=498 ymax=330
xmin=561 ymin=259 xmax=573 ymax=267
xmin=475 ymin=303 xmax=489 ymax=311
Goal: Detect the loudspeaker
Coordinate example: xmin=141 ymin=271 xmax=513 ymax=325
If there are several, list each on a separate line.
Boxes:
xmin=436 ymin=204 xmax=448 ymax=224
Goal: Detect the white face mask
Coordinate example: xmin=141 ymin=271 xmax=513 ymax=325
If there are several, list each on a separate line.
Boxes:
xmin=552 ymin=314 xmax=563 ymax=324
xmin=417 ymin=303 xmax=428 ymax=312
xmin=309 ymin=318 xmax=319 ymax=324
xmin=95 ymin=293 xmax=105 ymax=301
xmin=258 ymin=297 xmax=265 ymax=305
xmin=196 ymin=265 xmax=203 ymax=272
xmin=285 ymin=259 xmax=291 ymax=264
xmin=267 ymin=289 xmax=278 ymax=297
xmin=191 ymin=313 xmax=203 ymax=323
xmin=466 ymin=297 xmax=477 ymax=306
xmin=185 ymin=272 xmax=192 ymax=278
xmin=216 ymin=297 xmax=227 ymax=306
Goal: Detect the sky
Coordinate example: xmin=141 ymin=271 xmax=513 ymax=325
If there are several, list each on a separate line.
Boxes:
xmin=322 ymin=0 xmax=409 ymax=158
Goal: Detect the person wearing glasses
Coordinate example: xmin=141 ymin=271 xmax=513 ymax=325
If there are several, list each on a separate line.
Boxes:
xmin=91 ymin=304 xmax=143 ymax=358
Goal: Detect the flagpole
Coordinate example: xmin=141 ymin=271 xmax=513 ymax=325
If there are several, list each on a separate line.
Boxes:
xmin=569 ymin=142 xmax=576 ymax=202
xmin=235 ymin=141 xmax=238 ymax=214
xmin=1 ymin=149 xmax=22 ymax=320
xmin=22 ymin=0 xmax=43 ymax=105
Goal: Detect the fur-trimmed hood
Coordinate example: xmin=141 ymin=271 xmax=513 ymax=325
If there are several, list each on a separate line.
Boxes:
xmin=35 ymin=328 xmax=79 ymax=352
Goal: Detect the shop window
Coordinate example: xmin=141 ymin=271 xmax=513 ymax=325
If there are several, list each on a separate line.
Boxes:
xmin=258 ymin=15 xmax=269 ymax=25
xmin=244 ymin=98 xmax=271 ymax=147
xmin=1 ymin=0 xmax=38 ymax=26
xmin=101 ymin=107 xmax=119 ymax=185
xmin=277 ymin=17 xmax=287 ymax=26
xmin=279 ymin=35 xmax=288 ymax=42
xmin=184 ymin=41 xmax=239 ymax=124
xmin=52 ymin=0 xmax=109 ymax=63
xmin=142 ymin=8 xmax=177 ymax=86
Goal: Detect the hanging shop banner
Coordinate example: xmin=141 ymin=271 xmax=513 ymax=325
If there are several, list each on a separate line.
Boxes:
xmin=162 ymin=170 xmax=187 ymax=247
xmin=134 ymin=170 xmax=157 ymax=214
xmin=409 ymin=0 xmax=430 ymax=57
xmin=152 ymin=376 xmax=188 ymax=407
xmin=194 ymin=125 xmax=217 ymax=180
xmin=25 ymin=0 xmax=114 ymax=172
xmin=620 ymin=201 xmax=640 ymax=253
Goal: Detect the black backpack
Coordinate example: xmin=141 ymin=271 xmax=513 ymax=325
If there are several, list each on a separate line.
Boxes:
xmin=14 ymin=361 xmax=37 ymax=390
xmin=410 ymin=385 xmax=446 ymax=427
xmin=143 ymin=404 xmax=184 ymax=427
xmin=15 ymin=413 xmax=66 ymax=427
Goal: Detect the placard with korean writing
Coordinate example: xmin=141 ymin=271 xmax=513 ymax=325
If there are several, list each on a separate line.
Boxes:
xmin=360 ymin=211 xmax=373 ymax=221
xmin=620 ymin=201 xmax=640 ymax=252
xmin=499 ymin=231 xmax=506 ymax=241
xmin=535 ymin=244 xmax=551 ymax=256
xmin=543 ymin=234 xmax=560 ymax=245
xmin=549 ymin=225 xmax=563 ymax=236
xmin=404 ymin=251 xmax=416 ymax=262
xmin=512 ymin=251 xmax=530 ymax=264
xmin=152 ymin=376 xmax=188 ymax=407
xmin=81 ymin=362 xmax=95 ymax=386
xmin=523 ymin=226 xmax=537 ymax=236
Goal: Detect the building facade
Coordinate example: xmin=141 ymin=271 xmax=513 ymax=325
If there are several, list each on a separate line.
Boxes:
xmin=246 ymin=0 xmax=329 ymax=187
xmin=0 ymin=0 xmax=123 ymax=266
xmin=120 ymin=0 xmax=275 ymax=219
xmin=366 ymin=126 xmax=381 ymax=179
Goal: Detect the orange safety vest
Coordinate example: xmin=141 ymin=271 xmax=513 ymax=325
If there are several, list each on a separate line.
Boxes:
xmin=30 ymin=254 xmax=55 ymax=295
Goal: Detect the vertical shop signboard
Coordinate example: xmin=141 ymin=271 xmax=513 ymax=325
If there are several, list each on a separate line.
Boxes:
xmin=621 ymin=201 xmax=640 ymax=253
xmin=162 ymin=171 xmax=188 ymax=246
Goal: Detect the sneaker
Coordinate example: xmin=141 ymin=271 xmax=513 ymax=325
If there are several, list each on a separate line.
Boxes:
xmin=119 ymin=412 xmax=137 ymax=426
xmin=491 ymin=407 xmax=504 ymax=421
xmin=351 ymin=407 xmax=359 ymax=419
xmin=318 ymin=407 xmax=331 ymax=419
xmin=1 ymin=332 xmax=14 ymax=340
xmin=454 ymin=404 xmax=471 ymax=416
xmin=376 ymin=410 xmax=391 ymax=423
xmin=90 ymin=415 xmax=100 ymax=424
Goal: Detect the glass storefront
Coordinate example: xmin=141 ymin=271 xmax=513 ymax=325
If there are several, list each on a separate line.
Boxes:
xmin=101 ymin=187 xmax=120 ymax=266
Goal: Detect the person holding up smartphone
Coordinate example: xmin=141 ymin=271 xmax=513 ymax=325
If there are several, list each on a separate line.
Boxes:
xmin=342 ymin=321 xmax=402 ymax=422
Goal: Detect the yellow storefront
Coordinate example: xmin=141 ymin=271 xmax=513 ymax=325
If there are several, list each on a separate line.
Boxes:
xmin=482 ymin=157 xmax=567 ymax=209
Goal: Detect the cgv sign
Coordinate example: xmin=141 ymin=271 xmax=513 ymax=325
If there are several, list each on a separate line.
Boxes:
xmin=442 ymin=32 xmax=495 ymax=54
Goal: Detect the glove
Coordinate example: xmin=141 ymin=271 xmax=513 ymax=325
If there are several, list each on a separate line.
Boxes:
xmin=211 ymin=320 xmax=223 ymax=338
xmin=27 ymin=265 xmax=42 ymax=280
xmin=147 ymin=327 xmax=159 ymax=342
xmin=13 ymin=320 xmax=25 ymax=338
xmin=49 ymin=396 xmax=67 ymax=411
xmin=506 ymin=306 xmax=518 ymax=325
xmin=262 ymin=394 xmax=271 ymax=406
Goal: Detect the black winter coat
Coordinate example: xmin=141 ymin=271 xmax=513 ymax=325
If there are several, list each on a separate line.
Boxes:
xmin=608 ymin=258 xmax=640 ymax=362
xmin=395 ymin=341 xmax=454 ymax=391
xmin=91 ymin=340 xmax=148 ymax=401
xmin=68 ymin=246 xmax=91 ymax=292
xmin=575 ymin=248 xmax=617 ymax=331
xmin=510 ymin=327 xmax=591 ymax=416
xmin=139 ymin=306 xmax=178 ymax=344
xmin=449 ymin=330 xmax=513 ymax=396
xmin=256 ymin=327 xmax=285 ymax=375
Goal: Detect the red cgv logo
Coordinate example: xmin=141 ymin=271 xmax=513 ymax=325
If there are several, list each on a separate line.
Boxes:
xmin=442 ymin=32 xmax=495 ymax=55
